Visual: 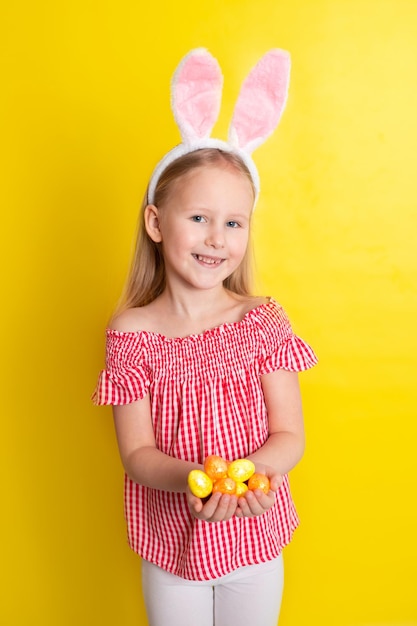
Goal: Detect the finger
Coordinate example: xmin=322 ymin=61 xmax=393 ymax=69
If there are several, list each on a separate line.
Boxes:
xmin=188 ymin=494 xmax=204 ymax=514
xmin=223 ymin=495 xmax=238 ymax=520
xmin=243 ymin=489 xmax=266 ymax=515
xmin=255 ymin=488 xmax=276 ymax=506
xmin=236 ymin=496 xmax=254 ymax=518
xmin=200 ymin=491 xmax=222 ymax=519
xmin=235 ymin=505 xmax=243 ymax=517
xmin=210 ymin=494 xmax=238 ymax=522
xmin=270 ymin=474 xmax=283 ymax=491
xmin=245 ymin=488 xmax=276 ymax=515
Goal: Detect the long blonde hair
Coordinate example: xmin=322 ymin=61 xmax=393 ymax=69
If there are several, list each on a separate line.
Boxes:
xmin=114 ymin=149 xmax=256 ymax=315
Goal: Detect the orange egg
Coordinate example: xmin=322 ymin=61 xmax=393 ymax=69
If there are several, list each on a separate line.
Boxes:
xmin=204 ymin=455 xmax=229 ymax=481
xmin=188 ymin=470 xmax=213 ymax=498
xmin=247 ymin=473 xmax=270 ymax=494
xmin=235 ymin=481 xmax=249 ymax=496
xmin=227 ymin=459 xmax=256 ymax=483
xmin=212 ymin=477 xmax=237 ymax=495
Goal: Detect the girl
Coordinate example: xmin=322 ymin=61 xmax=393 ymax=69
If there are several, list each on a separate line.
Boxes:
xmin=93 ymin=49 xmax=317 ymax=626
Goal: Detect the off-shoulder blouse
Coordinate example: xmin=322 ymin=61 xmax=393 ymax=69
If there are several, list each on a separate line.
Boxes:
xmin=93 ymin=298 xmax=317 ymax=581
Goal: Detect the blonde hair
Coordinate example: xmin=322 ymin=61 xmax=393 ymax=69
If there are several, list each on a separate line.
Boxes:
xmin=114 ymin=149 xmax=256 ymax=315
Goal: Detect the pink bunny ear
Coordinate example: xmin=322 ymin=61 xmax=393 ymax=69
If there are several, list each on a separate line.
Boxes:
xmin=229 ymin=49 xmax=291 ymax=154
xmin=148 ymin=47 xmax=291 ymax=206
xmin=171 ymin=48 xmax=223 ymax=145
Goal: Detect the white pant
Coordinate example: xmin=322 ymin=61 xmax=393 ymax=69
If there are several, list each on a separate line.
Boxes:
xmin=141 ymin=555 xmax=284 ymax=626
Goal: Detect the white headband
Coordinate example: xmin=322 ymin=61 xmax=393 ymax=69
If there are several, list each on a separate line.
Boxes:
xmin=147 ymin=47 xmax=291 ymax=206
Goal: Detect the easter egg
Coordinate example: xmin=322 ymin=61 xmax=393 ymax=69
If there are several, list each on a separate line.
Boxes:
xmin=227 ymin=459 xmax=256 ymax=483
xmin=188 ymin=470 xmax=213 ymax=498
xmin=235 ymin=481 xmax=249 ymax=496
xmin=248 ymin=473 xmax=270 ymax=494
xmin=212 ymin=476 xmax=237 ymax=495
xmin=204 ymin=455 xmax=229 ymax=481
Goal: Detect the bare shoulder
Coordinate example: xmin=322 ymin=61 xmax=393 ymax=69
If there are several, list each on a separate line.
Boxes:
xmin=109 ymin=306 xmax=154 ymax=333
xmin=237 ymin=295 xmax=270 ymax=318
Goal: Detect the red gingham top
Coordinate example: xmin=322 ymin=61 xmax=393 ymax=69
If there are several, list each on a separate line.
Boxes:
xmin=93 ymin=299 xmax=317 ymax=581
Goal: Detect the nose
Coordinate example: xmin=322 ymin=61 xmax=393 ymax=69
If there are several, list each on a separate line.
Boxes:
xmin=205 ymin=224 xmax=225 ymax=249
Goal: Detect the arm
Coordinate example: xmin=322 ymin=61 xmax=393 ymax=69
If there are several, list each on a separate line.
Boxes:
xmin=113 ymin=397 xmax=241 ymax=522
xmin=108 ymin=311 xmax=237 ymax=519
xmin=236 ymin=368 xmax=305 ymax=517
xmin=112 ymin=398 xmax=198 ymax=493
xmin=249 ymin=368 xmax=305 ymax=475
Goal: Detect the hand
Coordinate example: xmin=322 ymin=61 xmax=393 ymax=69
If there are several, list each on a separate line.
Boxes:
xmin=187 ymin=488 xmax=239 ymax=522
xmin=236 ymin=464 xmax=283 ymax=518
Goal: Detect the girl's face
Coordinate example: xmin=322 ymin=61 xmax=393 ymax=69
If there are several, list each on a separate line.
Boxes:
xmin=145 ymin=164 xmax=254 ymax=294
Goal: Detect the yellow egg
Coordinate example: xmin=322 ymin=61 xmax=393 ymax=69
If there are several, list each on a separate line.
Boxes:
xmin=227 ymin=459 xmax=256 ymax=483
xmin=188 ymin=470 xmax=213 ymax=498
xmin=235 ymin=481 xmax=249 ymax=496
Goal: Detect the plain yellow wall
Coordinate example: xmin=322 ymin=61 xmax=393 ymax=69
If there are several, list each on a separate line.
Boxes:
xmin=1 ymin=1 xmax=416 ymax=625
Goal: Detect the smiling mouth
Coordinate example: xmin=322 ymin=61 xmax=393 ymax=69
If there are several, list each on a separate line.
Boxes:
xmin=192 ymin=254 xmax=224 ymax=266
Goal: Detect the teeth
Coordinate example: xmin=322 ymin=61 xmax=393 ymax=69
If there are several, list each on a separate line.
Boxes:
xmin=195 ymin=254 xmax=221 ymax=264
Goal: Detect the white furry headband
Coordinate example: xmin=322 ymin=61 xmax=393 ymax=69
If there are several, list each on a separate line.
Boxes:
xmin=147 ymin=47 xmax=291 ymax=206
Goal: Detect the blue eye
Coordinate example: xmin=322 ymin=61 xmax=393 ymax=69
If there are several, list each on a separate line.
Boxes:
xmin=191 ymin=215 xmax=206 ymax=223
xmin=226 ymin=221 xmax=240 ymax=228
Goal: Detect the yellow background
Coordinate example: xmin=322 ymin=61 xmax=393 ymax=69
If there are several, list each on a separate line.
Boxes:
xmin=1 ymin=1 xmax=416 ymax=624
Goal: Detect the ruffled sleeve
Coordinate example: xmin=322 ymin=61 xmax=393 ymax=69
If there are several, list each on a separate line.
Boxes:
xmin=92 ymin=330 xmax=150 ymax=405
xmin=258 ymin=300 xmax=318 ymax=375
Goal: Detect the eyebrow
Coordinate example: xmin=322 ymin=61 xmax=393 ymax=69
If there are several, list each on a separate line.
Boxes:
xmin=227 ymin=212 xmax=251 ymax=221
xmin=183 ymin=205 xmax=251 ymax=222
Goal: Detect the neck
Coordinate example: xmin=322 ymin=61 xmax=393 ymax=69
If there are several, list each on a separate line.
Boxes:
xmin=160 ymin=284 xmax=234 ymax=320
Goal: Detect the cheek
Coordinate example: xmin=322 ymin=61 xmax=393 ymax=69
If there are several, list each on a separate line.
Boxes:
xmin=232 ymin=231 xmax=250 ymax=255
xmin=163 ymin=227 xmax=196 ymax=253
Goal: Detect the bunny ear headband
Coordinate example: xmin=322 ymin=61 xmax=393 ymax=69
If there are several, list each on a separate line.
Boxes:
xmin=147 ymin=47 xmax=291 ymax=206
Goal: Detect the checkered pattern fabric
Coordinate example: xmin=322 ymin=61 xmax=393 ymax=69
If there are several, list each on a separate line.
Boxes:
xmin=93 ymin=299 xmax=317 ymax=581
